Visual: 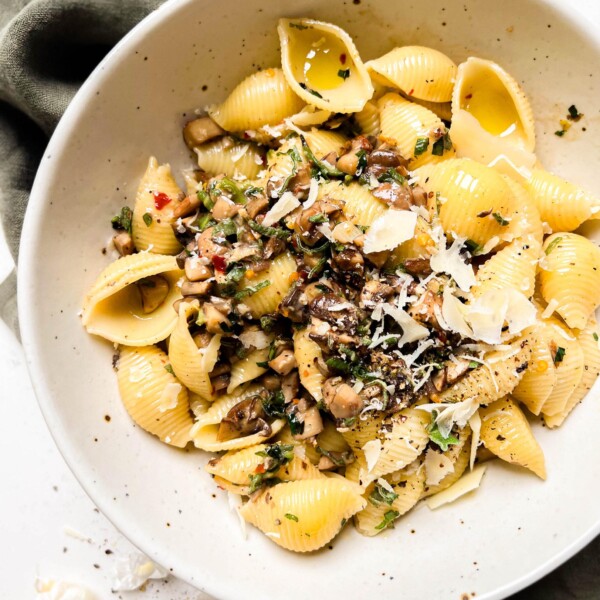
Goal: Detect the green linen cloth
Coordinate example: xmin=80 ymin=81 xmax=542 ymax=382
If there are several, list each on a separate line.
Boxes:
xmin=0 ymin=1 xmax=597 ymax=598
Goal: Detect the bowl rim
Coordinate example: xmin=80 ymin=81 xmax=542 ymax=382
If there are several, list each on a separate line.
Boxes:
xmin=17 ymin=0 xmax=600 ymax=598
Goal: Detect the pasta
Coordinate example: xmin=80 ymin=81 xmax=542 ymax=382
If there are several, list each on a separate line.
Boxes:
xmin=82 ymin=20 xmax=600 ymax=553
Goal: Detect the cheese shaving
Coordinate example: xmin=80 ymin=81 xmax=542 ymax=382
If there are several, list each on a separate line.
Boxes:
xmin=363 ymin=210 xmax=418 ymax=254
xmin=381 ymin=303 xmax=429 ymax=347
xmin=157 ymin=382 xmax=181 ymax=412
xmin=362 ymin=439 xmax=382 ymax=473
xmin=262 ymin=191 xmax=300 ymax=227
xmin=426 ymin=465 xmax=487 ymax=510
xmin=112 ymin=552 xmax=169 ymax=591
xmin=416 ymin=397 xmax=479 ymax=439
xmin=332 ymin=221 xmax=362 ymax=243
xmin=424 ymin=449 xmax=455 ymax=486
xmin=317 ymin=222 xmax=335 ymax=241
xmin=238 ymin=330 xmax=271 ymax=349
xmin=303 ymin=177 xmax=319 ymax=209
xmin=35 ymin=578 xmax=95 ymax=600
xmin=429 ymin=231 xmax=476 ymax=291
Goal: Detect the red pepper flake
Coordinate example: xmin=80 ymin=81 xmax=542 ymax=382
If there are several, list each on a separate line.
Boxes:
xmin=465 ymin=93 xmax=473 ymax=99
xmin=408 ymin=88 xmax=414 ymax=96
xmin=298 ymin=269 xmax=309 ymax=280
xmin=212 ymin=255 xmax=227 ymax=272
xmin=340 ymin=53 xmax=347 ymax=65
xmin=153 ymin=191 xmax=171 ymax=210
xmin=255 ymin=464 xmax=266 ymax=474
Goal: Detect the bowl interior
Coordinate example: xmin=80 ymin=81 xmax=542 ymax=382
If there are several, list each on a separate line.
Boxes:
xmin=19 ymin=0 xmax=600 ymax=598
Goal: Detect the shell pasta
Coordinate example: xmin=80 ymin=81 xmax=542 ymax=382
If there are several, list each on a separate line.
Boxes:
xmin=82 ymin=19 xmax=600 ymax=552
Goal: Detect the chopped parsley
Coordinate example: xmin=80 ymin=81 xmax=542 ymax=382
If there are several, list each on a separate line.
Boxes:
xmin=259 ymin=314 xmax=278 ymax=333
xmin=369 ymin=482 xmax=399 ymax=507
xmin=375 ymin=509 xmax=399 ymax=530
xmin=414 ymin=137 xmax=430 ymax=157
xmin=492 ymin=212 xmax=510 ymax=226
xmin=111 ymin=206 xmax=133 ymax=234
xmin=198 ymin=189 xmax=214 ymax=210
xmin=164 ymin=364 xmax=175 ymax=375
xmin=567 ymin=104 xmax=583 ymax=121
xmin=428 ymin=413 xmax=460 ymax=452
xmin=142 ymin=213 xmax=153 ymax=227
xmin=197 ymin=213 xmax=216 ymax=231
xmin=545 ymin=236 xmax=563 ymax=255
xmin=554 ymin=129 xmax=566 ymax=137
xmin=553 ymin=346 xmax=566 ymax=364
xmin=308 ymin=213 xmax=329 ymax=224
xmin=377 ymin=168 xmax=406 ymax=184
xmin=337 ymin=68 xmax=350 ymax=80
xmin=234 ymin=280 xmax=271 ymax=301
xmin=299 ymin=82 xmax=324 ymax=99
xmin=301 ymin=136 xmax=344 ymax=178
xmin=431 ymin=131 xmax=453 ymax=156
xmin=262 ymin=390 xmax=286 ymax=418
xmin=465 ymin=239 xmax=482 ymax=255
xmin=287 ymin=412 xmax=304 ymax=436
xmin=355 ymin=149 xmax=368 ymax=175
xmin=248 ymin=219 xmax=291 ymax=240
xmin=284 ymin=513 xmax=299 ymax=522
xmin=212 ymin=218 xmax=237 ymax=239
xmin=468 ymin=361 xmax=479 ymax=369
xmin=594 ymin=333 xmax=599 ymax=342
xmin=249 ymin=443 xmax=294 ymax=493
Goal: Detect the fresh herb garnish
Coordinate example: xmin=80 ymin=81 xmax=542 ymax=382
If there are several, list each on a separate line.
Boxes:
xmin=554 ymin=129 xmax=566 ymax=137
xmin=325 ymin=357 xmax=351 ymax=374
xmin=594 ymin=333 xmax=599 ymax=342
xmin=197 ymin=189 xmax=214 ymax=211
xmin=212 ymin=218 xmax=237 ymax=239
xmin=553 ymin=346 xmax=566 ymax=364
xmin=248 ymin=219 xmax=291 ymax=240
xmin=248 ymin=443 xmax=295 ymax=493
xmin=308 ymin=213 xmax=329 ymax=224
xmin=545 ymin=236 xmax=563 ymax=255
xmin=428 ymin=412 xmax=460 ymax=452
xmin=414 ymin=137 xmax=430 ymax=157
xmin=355 ymin=149 xmax=368 ymax=176
xmin=337 ymin=68 xmax=350 ymax=80
xmin=308 ymin=256 xmax=327 ymax=279
xmin=287 ymin=412 xmax=304 ymax=436
xmin=197 ymin=213 xmax=216 ymax=231
xmin=568 ymin=104 xmax=582 ymax=121
xmin=217 ymin=177 xmax=248 ymax=205
xmin=492 ymin=212 xmax=510 ymax=226
xmin=431 ymin=131 xmax=453 ymax=156
xmin=375 ymin=509 xmax=400 ymax=530
xmin=369 ymin=482 xmax=399 ymax=507
xmin=262 ymin=390 xmax=286 ymax=418
xmin=301 ymin=136 xmax=344 ymax=178
xmin=293 ymin=233 xmax=330 ymax=255
xmin=164 ymin=364 xmax=175 ymax=375
xmin=142 ymin=213 xmax=153 ymax=227
xmin=377 ymin=168 xmax=406 ymax=184
xmin=111 ymin=206 xmax=133 ymax=234
xmin=468 ymin=361 xmax=479 ymax=369
xmin=465 ymin=239 xmax=482 ymax=255
xmin=285 ymin=513 xmax=299 ymax=522
xmin=234 ymin=280 xmax=271 ymax=300
xmin=260 ymin=315 xmax=277 ymax=333
xmin=299 ymin=82 xmax=324 ymax=99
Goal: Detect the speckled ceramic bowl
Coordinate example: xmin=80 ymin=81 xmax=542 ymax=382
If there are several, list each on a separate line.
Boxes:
xmin=19 ymin=0 xmax=600 ymax=598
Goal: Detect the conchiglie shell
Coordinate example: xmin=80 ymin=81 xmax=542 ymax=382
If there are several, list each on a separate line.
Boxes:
xmin=81 ymin=253 xmax=182 ymax=346
xmin=168 ymin=302 xmax=217 ymax=400
xmin=386 ymin=215 xmax=435 ymax=267
xmin=539 ymin=233 xmax=600 ymax=330
xmin=278 ymin=19 xmax=373 ymax=114
xmin=421 ymin=430 xmax=471 ymax=498
xmin=452 ymin=57 xmax=535 ymax=152
xmin=526 ymin=168 xmax=600 ymax=232
xmin=502 ymin=176 xmax=544 ymax=246
xmin=408 ymin=97 xmax=452 ymax=122
xmin=545 ymin=317 xmax=600 ymax=428
xmin=132 ymin=157 xmax=183 ymax=255
xmin=538 ymin=318 xmax=584 ymax=417
xmin=208 ymin=68 xmax=304 ymax=132
xmin=239 ymin=478 xmax=366 ymax=552
xmin=449 ymin=109 xmax=536 ymax=172
xmin=418 ymin=158 xmax=520 ymax=248
xmin=276 ymin=426 xmax=321 ymax=465
xmin=479 ymin=397 xmax=546 ymax=479
xmin=378 ymin=93 xmax=453 ymax=168
xmin=367 ymin=46 xmax=457 ymax=103
xmin=266 ymin=137 xmax=306 ymax=184
xmin=239 ymin=251 xmax=297 ymax=317
xmin=342 ymin=408 xmax=430 ymax=485
xmin=303 ymin=129 xmax=348 ymax=159
xmin=512 ymin=320 xmax=558 ymax=415
xmin=439 ymin=330 xmax=535 ymax=404
xmin=116 ymin=345 xmax=193 ymax=447
xmin=293 ymin=329 xmax=325 ymax=402
xmin=470 ymin=238 xmax=539 ymax=299
xmin=206 ymin=443 xmax=324 ymax=488
xmin=191 ymin=384 xmax=286 ymax=451
xmin=354 ymin=464 xmax=425 ymax=536
xmin=227 ymin=348 xmax=269 ymax=394
xmin=195 ymin=137 xmax=265 ymax=179
xmin=318 ymin=180 xmax=387 ymax=227
xmin=354 ymin=101 xmax=380 ymax=137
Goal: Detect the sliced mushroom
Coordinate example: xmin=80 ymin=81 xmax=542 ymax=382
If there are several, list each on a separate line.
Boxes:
xmin=294 ymin=405 xmax=324 ymax=440
xmin=263 ymin=236 xmax=286 ymax=260
xmin=212 ymin=196 xmax=239 ymax=220
xmin=181 ymin=280 xmax=213 ymax=297
xmin=259 ymin=373 xmax=283 ymax=392
xmin=204 ymin=302 xmax=232 ymax=334
xmin=245 ymin=194 xmax=270 ymax=220
xmin=281 ymin=371 xmax=300 ymax=403
xmin=268 ymin=348 xmax=297 ymax=375
xmin=173 ymin=194 xmax=203 ymax=219
xmin=308 ymin=292 xmax=362 ymax=333
xmin=197 ymin=227 xmax=228 ymax=261
xmin=322 ymin=377 xmax=364 ymax=420
xmin=137 ymin=275 xmax=169 ymax=314
xmin=113 ymin=232 xmax=134 ymax=257
xmin=183 ymin=116 xmax=225 ymax=149
xmin=360 ymin=279 xmax=395 ymax=306
xmin=336 ymin=135 xmax=372 ymax=175
xmin=403 ymin=257 xmax=432 ymax=277
xmin=216 ymin=395 xmax=271 ymax=442
xmin=371 ymin=182 xmax=415 ymax=210
xmin=184 ymin=257 xmax=213 ymax=282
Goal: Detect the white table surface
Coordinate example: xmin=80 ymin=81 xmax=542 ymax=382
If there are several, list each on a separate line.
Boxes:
xmin=2 ymin=2 xmax=600 ymax=596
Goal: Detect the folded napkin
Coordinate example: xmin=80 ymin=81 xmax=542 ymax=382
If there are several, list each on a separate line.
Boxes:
xmin=0 ymin=1 xmax=597 ymax=598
